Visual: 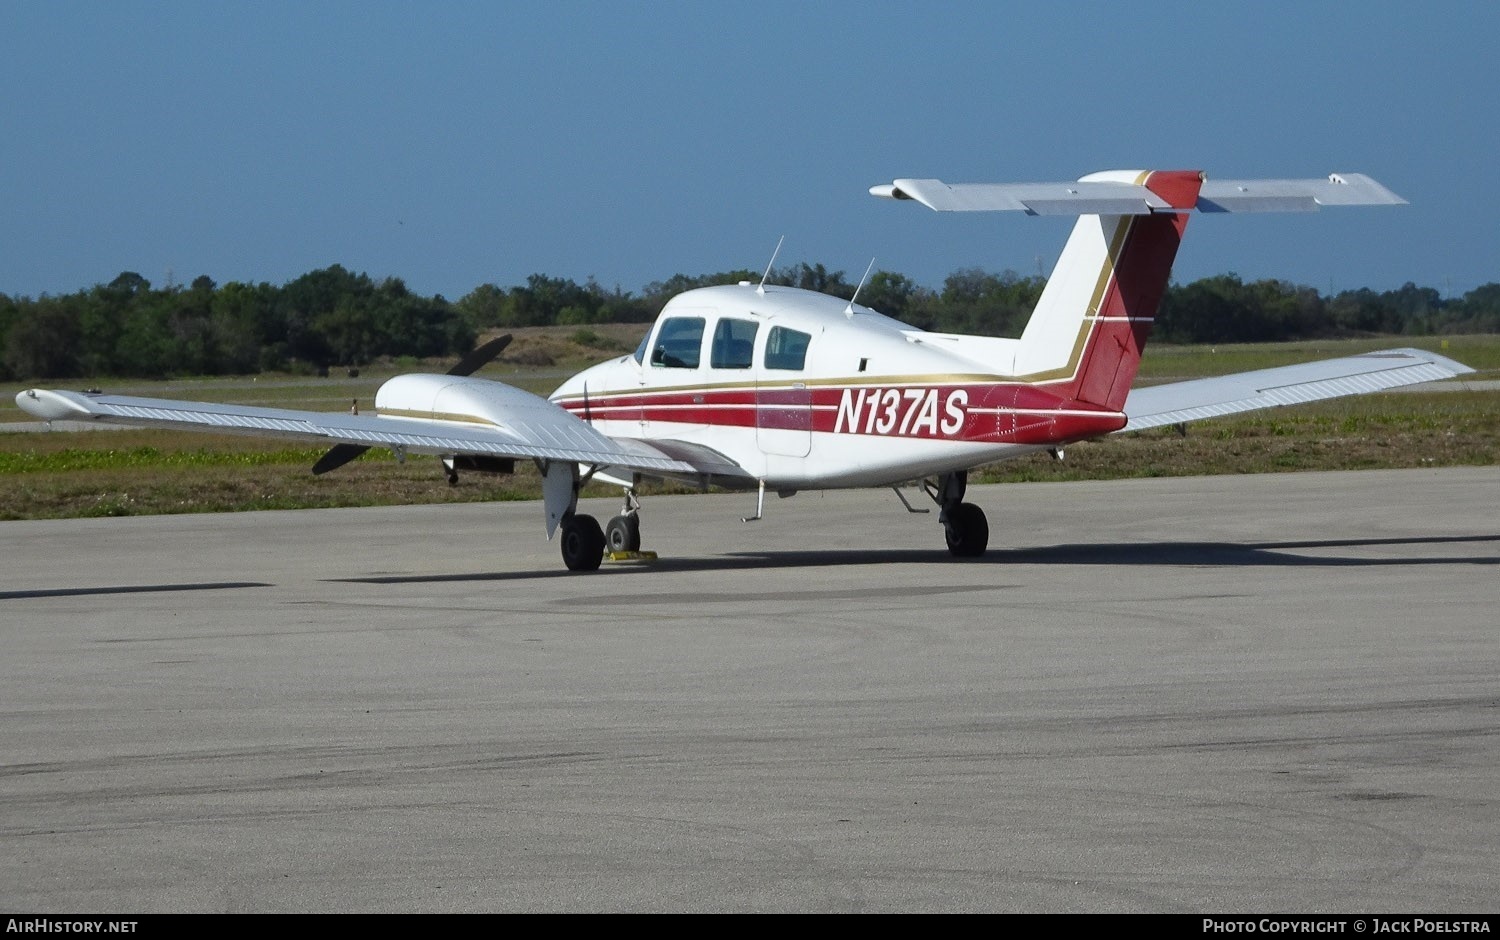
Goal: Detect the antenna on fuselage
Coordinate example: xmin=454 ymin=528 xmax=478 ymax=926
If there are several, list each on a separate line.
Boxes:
xmin=844 ymin=258 xmax=876 ymax=318
xmin=756 ymin=235 xmax=785 ymax=295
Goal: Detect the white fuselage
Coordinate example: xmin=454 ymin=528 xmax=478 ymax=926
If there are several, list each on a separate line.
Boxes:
xmin=546 ymin=283 xmax=1113 ymax=490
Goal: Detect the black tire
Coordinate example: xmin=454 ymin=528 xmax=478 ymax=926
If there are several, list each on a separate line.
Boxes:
xmin=560 ymin=514 xmax=605 ymax=571
xmin=605 ymin=514 xmax=641 ymax=553
xmin=944 ymin=502 xmax=989 ymax=558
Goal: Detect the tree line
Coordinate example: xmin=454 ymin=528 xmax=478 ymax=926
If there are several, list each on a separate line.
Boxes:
xmin=2 ymin=263 xmax=1498 ymax=381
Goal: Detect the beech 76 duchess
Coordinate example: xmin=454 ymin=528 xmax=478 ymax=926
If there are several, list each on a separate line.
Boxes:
xmin=16 ymin=170 xmax=1474 ymax=571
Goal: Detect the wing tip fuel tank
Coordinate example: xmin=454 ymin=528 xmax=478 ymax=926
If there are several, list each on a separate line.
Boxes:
xmin=16 ymin=388 xmax=94 ymax=422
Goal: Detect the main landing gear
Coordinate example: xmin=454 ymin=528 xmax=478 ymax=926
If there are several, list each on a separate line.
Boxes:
xmin=927 ymin=470 xmax=988 ymax=558
xmin=543 ymin=460 xmax=606 ymax=572
xmin=559 ymin=513 xmax=606 ymax=571
xmin=557 ymin=486 xmax=645 ymax=572
xmin=605 ymin=489 xmax=642 ymax=553
xmin=943 ymin=501 xmax=989 ymax=557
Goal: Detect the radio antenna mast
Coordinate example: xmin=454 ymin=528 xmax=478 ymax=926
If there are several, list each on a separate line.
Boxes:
xmin=756 ymin=236 xmax=785 ymax=295
xmin=845 ymin=258 xmax=877 ymax=317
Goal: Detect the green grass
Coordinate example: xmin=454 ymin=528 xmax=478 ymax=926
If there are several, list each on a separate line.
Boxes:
xmin=0 ymin=443 xmax=331 ymax=473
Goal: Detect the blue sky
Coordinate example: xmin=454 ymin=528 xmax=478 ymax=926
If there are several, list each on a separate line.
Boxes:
xmin=3 ymin=1 xmax=1496 ymax=301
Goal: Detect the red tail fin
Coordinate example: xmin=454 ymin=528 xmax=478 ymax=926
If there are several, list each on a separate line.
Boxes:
xmin=1066 ymin=170 xmax=1201 ymax=410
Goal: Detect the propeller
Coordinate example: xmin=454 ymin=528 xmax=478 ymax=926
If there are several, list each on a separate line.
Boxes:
xmin=444 ymin=333 xmax=514 ymax=378
xmin=310 ymin=334 xmax=514 ymax=476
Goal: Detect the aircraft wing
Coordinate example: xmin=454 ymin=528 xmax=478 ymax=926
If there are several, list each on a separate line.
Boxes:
xmin=1119 ymin=348 xmax=1475 ymax=433
xmin=14 ymin=386 xmax=700 ymax=476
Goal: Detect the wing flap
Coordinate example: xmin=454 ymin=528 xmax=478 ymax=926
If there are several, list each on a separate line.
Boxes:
xmin=611 ymin=437 xmax=755 ymax=482
xmin=1119 ymin=348 xmax=1474 ymax=433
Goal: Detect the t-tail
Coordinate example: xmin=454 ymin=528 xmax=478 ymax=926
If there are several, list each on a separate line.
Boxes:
xmin=871 ymin=168 xmax=1405 ymax=411
xmin=1013 ymin=169 xmax=1201 ymax=410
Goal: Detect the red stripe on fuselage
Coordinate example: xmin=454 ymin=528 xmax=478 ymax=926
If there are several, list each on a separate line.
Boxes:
xmin=556 ymin=381 xmax=1125 ymax=445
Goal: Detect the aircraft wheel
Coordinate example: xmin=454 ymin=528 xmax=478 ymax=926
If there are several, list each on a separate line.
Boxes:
xmin=560 ymin=514 xmax=605 ymax=571
xmin=944 ymin=502 xmax=989 ymax=558
xmin=605 ymin=514 xmax=641 ymax=553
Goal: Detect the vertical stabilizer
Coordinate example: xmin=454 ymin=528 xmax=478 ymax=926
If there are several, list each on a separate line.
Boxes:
xmin=1015 ymin=170 xmax=1202 ymax=410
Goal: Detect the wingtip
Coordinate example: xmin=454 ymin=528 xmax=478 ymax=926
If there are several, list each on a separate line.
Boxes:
xmin=15 ymin=388 xmax=91 ymax=421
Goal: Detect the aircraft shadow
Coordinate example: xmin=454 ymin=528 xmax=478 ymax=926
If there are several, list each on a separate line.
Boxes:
xmin=333 ymin=533 xmax=1500 ymax=584
xmin=983 ymin=533 xmax=1500 ymax=569
xmin=17 ymin=535 xmax=1490 ymax=597
xmin=0 ymin=581 xmax=271 ymax=601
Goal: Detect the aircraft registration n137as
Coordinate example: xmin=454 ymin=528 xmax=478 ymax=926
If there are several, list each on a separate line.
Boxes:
xmin=16 ymin=170 xmax=1474 ymax=571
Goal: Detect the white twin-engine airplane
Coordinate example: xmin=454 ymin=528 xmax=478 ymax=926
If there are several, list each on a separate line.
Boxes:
xmin=16 ymin=170 xmax=1475 ymax=571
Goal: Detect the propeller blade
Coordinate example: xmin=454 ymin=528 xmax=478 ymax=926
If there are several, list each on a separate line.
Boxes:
xmin=312 ymin=442 xmax=370 ymax=475
xmin=446 ymin=333 xmax=513 ymax=377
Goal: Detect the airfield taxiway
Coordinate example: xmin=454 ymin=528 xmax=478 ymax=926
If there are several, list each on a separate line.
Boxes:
xmin=2 ymin=467 xmax=1497 ymax=912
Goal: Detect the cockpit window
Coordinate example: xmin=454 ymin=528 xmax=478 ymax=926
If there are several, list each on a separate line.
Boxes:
xmin=632 ymin=331 xmax=649 ymax=364
xmin=764 ymin=326 xmax=811 ymax=371
xmin=650 ymin=316 xmax=705 ymax=368
xmin=710 ymin=318 xmax=758 ymax=370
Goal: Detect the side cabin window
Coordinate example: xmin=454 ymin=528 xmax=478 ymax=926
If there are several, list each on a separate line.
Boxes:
xmin=764 ymin=326 xmax=812 ymax=371
xmin=651 ymin=316 xmax=705 ymax=368
xmin=710 ymin=318 xmax=758 ymax=370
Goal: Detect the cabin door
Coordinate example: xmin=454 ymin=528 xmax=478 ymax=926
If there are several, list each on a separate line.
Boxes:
xmin=754 ymin=324 xmax=813 ymax=458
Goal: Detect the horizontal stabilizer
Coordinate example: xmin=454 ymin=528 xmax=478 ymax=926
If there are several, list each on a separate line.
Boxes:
xmin=871 ymin=172 xmax=1404 ymax=215
xmin=1119 ymin=348 xmax=1473 ymax=433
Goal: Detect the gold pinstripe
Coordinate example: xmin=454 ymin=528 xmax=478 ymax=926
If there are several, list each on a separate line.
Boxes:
xmin=379 ymin=408 xmax=502 ymax=427
xmin=1005 ymin=213 xmax=1134 ymax=384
